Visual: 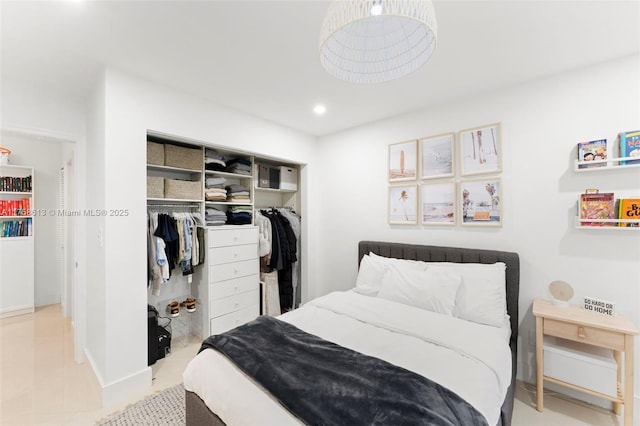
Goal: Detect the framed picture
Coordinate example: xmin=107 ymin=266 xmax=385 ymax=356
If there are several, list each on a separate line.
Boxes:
xmin=421 ymin=182 xmax=455 ymax=225
xmin=420 ymin=133 xmax=454 ymax=179
xmin=388 ymin=185 xmax=418 ymax=225
xmin=389 ymin=140 xmax=417 ymax=182
xmin=459 ymin=178 xmax=502 ymax=226
xmin=459 ymin=123 xmax=501 ymax=176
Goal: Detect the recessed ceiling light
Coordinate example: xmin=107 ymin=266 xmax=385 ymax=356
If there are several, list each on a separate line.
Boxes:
xmin=313 ymin=105 xmax=326 ymax=115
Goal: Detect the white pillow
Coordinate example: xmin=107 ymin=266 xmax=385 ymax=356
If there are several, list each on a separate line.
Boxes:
xmin=354 ymin=253 xmax=427 ymax=296
xmin=368 ymin=251 xmax=430 ymax=269
xmin=425 ymin=262 xmax=507 ymax=327
xmin=377 ymin=264 xmax=462 ymax=315
xmin=354 ymin=254 xmax=387 ymax=296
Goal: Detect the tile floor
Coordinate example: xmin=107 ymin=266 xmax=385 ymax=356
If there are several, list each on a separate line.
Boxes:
xmin=0 ymin=304 xmax=625 ymax=425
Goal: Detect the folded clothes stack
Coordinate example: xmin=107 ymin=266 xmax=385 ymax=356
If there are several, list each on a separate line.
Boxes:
xmin=205 ymin=176 xmax=226 ymax=189
xmin=205 ymin=149 xmax=226 ymax=172
xmin=205 ymin=207 xmax=227 ymax=226
xmin=205 ymin=187 xmax=227 ymax=201
xmin=225 ymin=184 xmax=250 ymax=203
xmin=225 ymin=157 xmax=252 ymax=175
xmin=226 ymin=205 xmax=253 ymax=225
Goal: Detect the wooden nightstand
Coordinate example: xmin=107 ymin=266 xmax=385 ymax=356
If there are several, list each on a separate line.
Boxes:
xmin=533 ymin=298 xmax=638 ymax=426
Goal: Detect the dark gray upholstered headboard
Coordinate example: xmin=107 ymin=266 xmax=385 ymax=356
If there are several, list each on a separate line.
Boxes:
xmin=358 ymin=241 xmax=520 ymax=426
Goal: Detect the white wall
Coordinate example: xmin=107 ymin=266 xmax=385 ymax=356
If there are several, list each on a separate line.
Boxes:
xmin=317 ymin=54 xmax=640 ymax=407
xmin=84 ymin=72 xmax=108 ymax=389
xmin=0 ymin=132 xmax=70 ymax=307
xmin=83 ymin=69 xmax=318 ymax=405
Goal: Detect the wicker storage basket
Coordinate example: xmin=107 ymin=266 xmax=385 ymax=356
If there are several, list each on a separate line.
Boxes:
xmin=164 ymin=144 xmax=202 ymax=170
xmin=164 ymin=179 xmax=202 ymax=200
xmin=147 ymin=176 xmax=164 ymax=198
xmin=147 ymin=142 xmax=165 ymax=166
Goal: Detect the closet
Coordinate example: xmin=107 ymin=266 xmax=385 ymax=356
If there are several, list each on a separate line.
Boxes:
xmin=146 ymin=132 xmax=302 ymax=340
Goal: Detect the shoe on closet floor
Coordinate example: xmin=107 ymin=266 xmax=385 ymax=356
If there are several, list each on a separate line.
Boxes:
xmin=167 ymin=301 xmax=180 ymax=317
xmin=181 ymin=298 xmax=196 ymax=313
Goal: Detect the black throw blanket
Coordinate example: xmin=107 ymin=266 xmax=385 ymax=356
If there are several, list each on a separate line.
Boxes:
xmin=199 ymin=316 xmax=488 ymax=426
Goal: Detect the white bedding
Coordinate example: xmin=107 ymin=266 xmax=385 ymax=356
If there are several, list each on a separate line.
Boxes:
xmin=183 ymin=290 xmax=512 ymax=425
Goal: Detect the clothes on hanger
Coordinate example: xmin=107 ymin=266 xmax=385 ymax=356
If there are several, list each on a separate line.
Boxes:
xmin=257 ymin=207 xmax=299 ymax=311
xmin=147 ymin=209 xmax=205 ymax=295
xmin=279 ymin=208 xmax=301 ymax=308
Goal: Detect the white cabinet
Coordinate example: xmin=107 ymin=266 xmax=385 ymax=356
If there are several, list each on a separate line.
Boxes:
xmin=0 ymin=165 xmax=35 ymax=318
xmin=196 ymin=227 xmax=260 ymax=337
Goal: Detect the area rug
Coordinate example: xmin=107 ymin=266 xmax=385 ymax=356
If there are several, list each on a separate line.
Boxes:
xmin=96 ymin=383 xmax=185 ymax=426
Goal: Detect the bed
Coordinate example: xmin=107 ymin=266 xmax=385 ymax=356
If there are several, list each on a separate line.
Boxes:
xmin=183 ymin=240 xmax=520 ymax=426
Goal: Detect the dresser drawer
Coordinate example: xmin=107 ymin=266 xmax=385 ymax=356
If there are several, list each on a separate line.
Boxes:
xmin=211 ymin=289 xmax=260 ymax=318
xmin=544 ymin=318 xmax=625 ymax=351
xmin=208 ymin=227 xmax=258 ymax=248
xmin=209 ymin=258 xmax=258 ymax=283
xmin=209 ymin=243 xmax=257 ymax=266
xmin=209 ymin=304 xmax=260 ymax=335
xmin=210 ymin=275 xmax=258 ymax=300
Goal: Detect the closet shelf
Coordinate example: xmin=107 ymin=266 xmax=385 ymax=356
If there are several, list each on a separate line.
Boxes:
xmin=147 ymin=197 xmax=202 ymax=203
xmin=205 ymin=170 xmax=253 ymax=179
xmin=255 ymin=187 xmax=296 ymax=194
xmin=205 ymin=201 xmax=253 ymax=207
xmin=147 ymin=164 xmax=202 ymax=174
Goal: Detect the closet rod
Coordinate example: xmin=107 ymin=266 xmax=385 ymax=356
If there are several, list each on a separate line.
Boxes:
xmin=147 ymin=204 xmax=201 ymax=209
xmin=255 ymin=205 xmax=296 ymax=210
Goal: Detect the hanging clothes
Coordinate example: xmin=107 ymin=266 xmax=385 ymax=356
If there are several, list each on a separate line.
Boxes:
xmin=154 ymin=213 xmax=179 ymax=277
xmin=147 ymin=209 xmax=205 ymax=295
xmin=279 ymin=208 xmax=301 ymax=308
xmin=258 ymin=208 xmax=298 ymax=311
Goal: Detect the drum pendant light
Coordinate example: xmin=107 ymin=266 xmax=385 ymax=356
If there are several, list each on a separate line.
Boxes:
xmin=319 ymin=0 xmax=438 ymax=84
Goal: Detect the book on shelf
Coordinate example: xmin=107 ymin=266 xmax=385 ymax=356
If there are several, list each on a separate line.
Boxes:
xmin=577 ymin=139 xmax=607 ymax=169
xmin=0 ymin=175 xmax=32 ymax=192
xmin=0 ymin=218 xmax=32 ymax=237
xmin=617 ymin=198 xmax=640 ymax=227
xmin=0 ymin=198 xmax=31 ymax=216
xmin=618 ymin=130 xmax=640 ymax=165
xmin=580 ymin=191 xmax=615 ymax=226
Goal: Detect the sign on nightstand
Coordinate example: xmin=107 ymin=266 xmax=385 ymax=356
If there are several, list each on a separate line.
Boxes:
xmin=584 ymin=296 xmax=616 ymax=317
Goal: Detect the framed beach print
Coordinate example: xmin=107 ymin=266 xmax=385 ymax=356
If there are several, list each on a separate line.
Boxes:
xmin=421 ymin=182 xmax=455 ymax=225
xmin=388 ymin=185 xmax=418 ymax=225
xmin=420 ymin=133 xmax=454 ymax=179
xmin=459 ymin=123 xmax=502 ymax=176
xmin=459 ymin=178 xmax=502 ymax=226
xmin=389 ymin=140 xmax=417 ymax=182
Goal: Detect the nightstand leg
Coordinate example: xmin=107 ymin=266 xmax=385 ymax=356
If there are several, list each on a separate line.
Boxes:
xmin=536 ymin=316 xmax=544 ymax=411
xmin=624 ymin=335 xmax=634 ymax=426
xmin=614 ymin=350 xmax=621 ymax=415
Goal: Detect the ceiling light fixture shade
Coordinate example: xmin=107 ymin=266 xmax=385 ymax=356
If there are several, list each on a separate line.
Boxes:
xmin=319 ymin=0 xmax=438 ymax=84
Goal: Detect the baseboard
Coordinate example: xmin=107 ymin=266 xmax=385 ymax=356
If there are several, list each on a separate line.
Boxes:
xmin=84 ymin=347 xmax=152 ymax=407
xmin=84 ymin=347 xmax=106 ymax=389
xmin=101 ymin=366 xmax=152 ymax=407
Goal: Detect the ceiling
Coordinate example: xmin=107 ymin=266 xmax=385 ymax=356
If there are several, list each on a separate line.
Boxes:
xmin=2 ymin=1 xmax=639 ymax=137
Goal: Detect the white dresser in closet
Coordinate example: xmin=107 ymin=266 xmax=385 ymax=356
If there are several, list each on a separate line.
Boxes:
xmin=205 ymin=226 xmax=260 ymax=336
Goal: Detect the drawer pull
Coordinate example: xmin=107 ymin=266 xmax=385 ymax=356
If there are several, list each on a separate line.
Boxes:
xmin=234 ymin=303 xmax=239 ymax=308
xmin=233 ymin=252 xmax=239 ymax=257
xmin=578 ymin=327 xmax=586 ymax=339
xmin=234 ymin=286 xmax=239 ymax=291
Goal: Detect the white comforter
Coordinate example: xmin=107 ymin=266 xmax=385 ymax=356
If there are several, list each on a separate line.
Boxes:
xmin=183 ymin=290 xmax=512 ymax=425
